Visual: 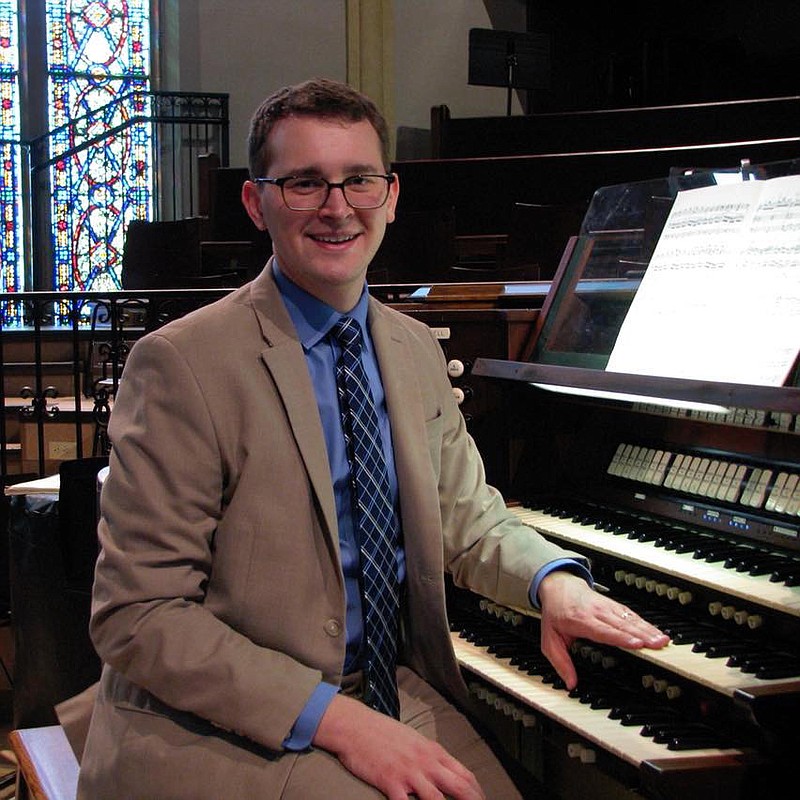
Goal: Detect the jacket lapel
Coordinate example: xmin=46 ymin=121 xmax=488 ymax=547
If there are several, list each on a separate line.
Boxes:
xmin=247 ymin=264 xmax=339 ymax=552
xmin=369 ymin=301 xmax=443 ymax=576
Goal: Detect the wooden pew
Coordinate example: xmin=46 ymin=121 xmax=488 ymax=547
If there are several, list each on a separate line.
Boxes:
xmin=431 ymin=95 xmax=800 ymax=159
xmin=393 ymin=136 xmax=800 ymax=240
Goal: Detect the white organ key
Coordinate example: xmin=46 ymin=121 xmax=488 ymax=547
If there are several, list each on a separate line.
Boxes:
xmin=625 ymin=446 xmax=643 ymax=479
xmin=706 ymin=461 xmax=728 ymax=498
xmin=751 ymin=469 xmax=773 ymax=508
xmin=636 ymin=448 xmax=655 ymax=482
xmin=680 ymin=457 xmax=702 ymax=493
xmin=725 ymin=465 xmax=747 ymax=503
xmin=766 ymin=472 xmax=788 ymax=513
xmin=740 ymin=469 xmax=759 ymax=506
xmin=688 ymin=458 xmax=711 ymax=495
xmin=742 ymin=469 xmax=772 ymax=508
xmin=608 ymin=443 xmax=627 ymax=477
xmin=632 ymin=448 xmax=652 ymax=482
xmin=716 ymin=463 xmax=738 ymax=501
xmin=663 ymin=454 xmax=685 ymax=490
xmin=642 ymin=450 xmax=659 ymax=484
xmin=652 ymin=451 xmax=671 ymax=486
xmin=451 ymin=633 xmax=749 ymax=768
xmin=775 ymin=412 xmax=793 ymax=431
xmin=696 ymin=459 xmax=718 ymax=496
xmin=618 ymin=444 xmax=634 ymax=477
xmin=787 ymin=482 xmax=800 ymax=516
xmin=776 ymin=474 xmax=799 ymax=515
xmin=511 ymin=506 xmax=800 ymax=616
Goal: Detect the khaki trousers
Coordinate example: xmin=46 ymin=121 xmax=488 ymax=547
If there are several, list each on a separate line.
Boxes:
xmin=77 ymin=667 xmax=525 ymax=799
xmin=279 ymin=666 xmax=523 ymax=799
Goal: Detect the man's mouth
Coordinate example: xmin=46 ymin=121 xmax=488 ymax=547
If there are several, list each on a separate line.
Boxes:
xmin=310 ymin=233 xmax=359 ymax=244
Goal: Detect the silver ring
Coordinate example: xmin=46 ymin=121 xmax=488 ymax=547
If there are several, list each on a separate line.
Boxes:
xmin=619 ymin=610 xmax=633 ymax=620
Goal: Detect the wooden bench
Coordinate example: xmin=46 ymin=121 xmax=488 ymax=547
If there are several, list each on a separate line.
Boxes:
xmin=9 ymin=725 xmax=79 ymax=800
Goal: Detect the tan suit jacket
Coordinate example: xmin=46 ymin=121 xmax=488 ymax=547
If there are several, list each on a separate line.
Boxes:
xmin=77 ymin=264 xmax=575 ymax=797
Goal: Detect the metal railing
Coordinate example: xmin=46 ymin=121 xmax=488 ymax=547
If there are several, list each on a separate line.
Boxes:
xmin=5 ymin=90 xmax=229 ymax=293
xmin=0 ymin=288 xmax=232 ymax=482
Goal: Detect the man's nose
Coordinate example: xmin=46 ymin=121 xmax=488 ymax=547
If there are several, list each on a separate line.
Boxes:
xmin=319 ymin=184 xmax=351 ymax=215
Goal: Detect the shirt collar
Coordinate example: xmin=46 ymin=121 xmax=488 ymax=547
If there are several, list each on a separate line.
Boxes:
xmin=272 ymin=260 xmax=370 ymax=351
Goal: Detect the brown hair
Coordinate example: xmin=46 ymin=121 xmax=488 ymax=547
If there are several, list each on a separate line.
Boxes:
xmin=247 ymin=77 xmax=391 ymax=178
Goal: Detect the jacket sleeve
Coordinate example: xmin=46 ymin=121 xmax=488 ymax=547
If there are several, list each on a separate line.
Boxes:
xmin=419 ymin=326 xmax=589 ymax=611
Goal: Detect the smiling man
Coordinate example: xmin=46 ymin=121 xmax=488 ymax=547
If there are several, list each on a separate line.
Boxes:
xmin=77 ymin=78 xmax=668 ymax=799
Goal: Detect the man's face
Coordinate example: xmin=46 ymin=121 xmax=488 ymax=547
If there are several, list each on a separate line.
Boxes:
xmin=242 ymin=116 xmax=398 ymax=311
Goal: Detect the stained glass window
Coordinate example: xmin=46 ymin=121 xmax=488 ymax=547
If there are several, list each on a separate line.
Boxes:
xmin=46 ymin=0 xmax=152 ymax=292
xmin=0 ymin=0 xmax=23 ymax=297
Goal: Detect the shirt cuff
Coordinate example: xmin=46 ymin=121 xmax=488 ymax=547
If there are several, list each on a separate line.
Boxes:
xmin=529 ymin=558 xmax=594 ymax=609
xmin=282 ymin=681 xmax=339 ymax=751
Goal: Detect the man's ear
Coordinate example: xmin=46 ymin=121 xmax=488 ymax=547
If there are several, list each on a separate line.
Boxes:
xmin=385 ymin=172 xmax=399 ymax=225
xmin=241 ymin=181 xmax=268 ymax=231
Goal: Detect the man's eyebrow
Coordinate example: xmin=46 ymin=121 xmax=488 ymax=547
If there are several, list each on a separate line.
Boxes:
xmin=280 ymin=163 xmax=383 ymax=177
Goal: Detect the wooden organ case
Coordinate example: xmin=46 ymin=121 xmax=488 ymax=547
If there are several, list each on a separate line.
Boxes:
xmin=446 ymin=160 xmax=800 ymax=799
xmin=378 ymin=283 xmax=549 ymax=496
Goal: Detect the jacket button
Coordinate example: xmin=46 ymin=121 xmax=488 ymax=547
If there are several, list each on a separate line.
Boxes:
xmin=324 ymin=619 xmax=342 ymax=637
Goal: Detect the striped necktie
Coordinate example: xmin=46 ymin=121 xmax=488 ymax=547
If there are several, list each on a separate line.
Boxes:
xmin=332 ymin=316 xmax=400 ymax=719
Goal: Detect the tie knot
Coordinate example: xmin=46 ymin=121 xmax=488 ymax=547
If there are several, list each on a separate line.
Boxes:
xmin=333 ymin=316 xmax=362 ymax=353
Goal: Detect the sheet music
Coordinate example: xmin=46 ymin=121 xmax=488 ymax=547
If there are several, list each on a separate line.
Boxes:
xmin=606 ymin=174 xmax=800 ymax=386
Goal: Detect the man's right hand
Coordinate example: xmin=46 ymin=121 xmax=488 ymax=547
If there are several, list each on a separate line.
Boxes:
xmin=313 ymin=693 xmax=485 ymax=800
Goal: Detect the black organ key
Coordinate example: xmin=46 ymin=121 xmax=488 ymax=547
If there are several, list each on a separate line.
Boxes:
xmin=736 ymin=653 xmax=800 ymax=675
xmin=515 ymin=657 xmax=552 ymax=676
xmin=729 ymin=550 xmax=783 ymax=574
xmin=674 ymin=536 xmax=713 ymax=554
xmin=769 ymin=561 xmax=800 ymax=582
xmin=589 ymin=694 xmax=618 ymax=710
xmin=723 ymin=550 xmax=758 ymax=570
xmin=643 ymin=722 xmax=729 ymax=749
xmin=705 ymin=642 xmax=758 ymax=658
xmin=726 ymin=650 xmax=770 ymax=668
xmin=689 ymin=539 xmax=723 ymax=558
xmin=468 ymin=629 xmax=512 ymax=647
xmin=667 ymin=736 xmax=725 ymax=751
xmin=691 ymin=634 xmax=739 ymax=653
xmin=746 ymin=555 xmax=791 ymax=576
xmin=656 ymin=533 xmax=705 ymax=551
xmin=699 ymin=544 xmax=744 ymax=563
xmin=669 ymin=629 xmax=709 ymax=645
xmin=631 ymin=525 xmax=663 ymax=542
xmin=488 ymin=643 xmax=525 ymax=658
xmin=617 ymin=707 xmax=681 ymax=727
xmin=540 ymin=671 xmax=566 ymax=689
xmin=757 ymin=662 xmax=800 ymax=679
xmin=666 ymin=731 xmax=733 ymax=750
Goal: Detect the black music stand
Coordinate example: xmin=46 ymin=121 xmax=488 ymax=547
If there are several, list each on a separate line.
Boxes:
xmin=468 ymin=28 xmax=550 ymax=116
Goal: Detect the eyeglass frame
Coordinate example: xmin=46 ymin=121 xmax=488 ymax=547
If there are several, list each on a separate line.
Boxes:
xmin=252 ymin=173 xmax=396 ymax=211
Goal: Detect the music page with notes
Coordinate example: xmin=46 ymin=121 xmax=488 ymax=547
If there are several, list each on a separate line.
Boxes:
xmin=606 ymin=174 xmax=800 ymax=386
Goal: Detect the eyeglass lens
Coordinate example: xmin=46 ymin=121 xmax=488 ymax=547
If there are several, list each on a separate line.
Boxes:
xmin=283 ymin=176 xmax=389 ymax=209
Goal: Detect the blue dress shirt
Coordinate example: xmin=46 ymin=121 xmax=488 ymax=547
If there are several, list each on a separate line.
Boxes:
xmin=272 ymin=263 xmax=591 ymax=749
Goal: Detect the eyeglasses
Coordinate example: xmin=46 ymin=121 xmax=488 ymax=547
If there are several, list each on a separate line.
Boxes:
xmin=253 ymin=174 xmax=395 ymax=211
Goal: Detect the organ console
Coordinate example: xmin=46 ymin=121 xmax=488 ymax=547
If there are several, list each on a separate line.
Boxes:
xmin=443 ymin=159 xmax=800 ymax=798
xmin=378 ymin=282 xmax=549 ymax=495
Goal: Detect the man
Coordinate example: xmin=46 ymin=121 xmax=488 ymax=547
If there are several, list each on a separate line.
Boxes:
xmin=77 ymin=78 xmax=668 ymax=799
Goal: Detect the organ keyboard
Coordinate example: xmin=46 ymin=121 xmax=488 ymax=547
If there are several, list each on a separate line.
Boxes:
xmin=445 ymin=163 xmax=800 ymax=799
xmin=451 ymin=630 xmax=765 ymax=796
